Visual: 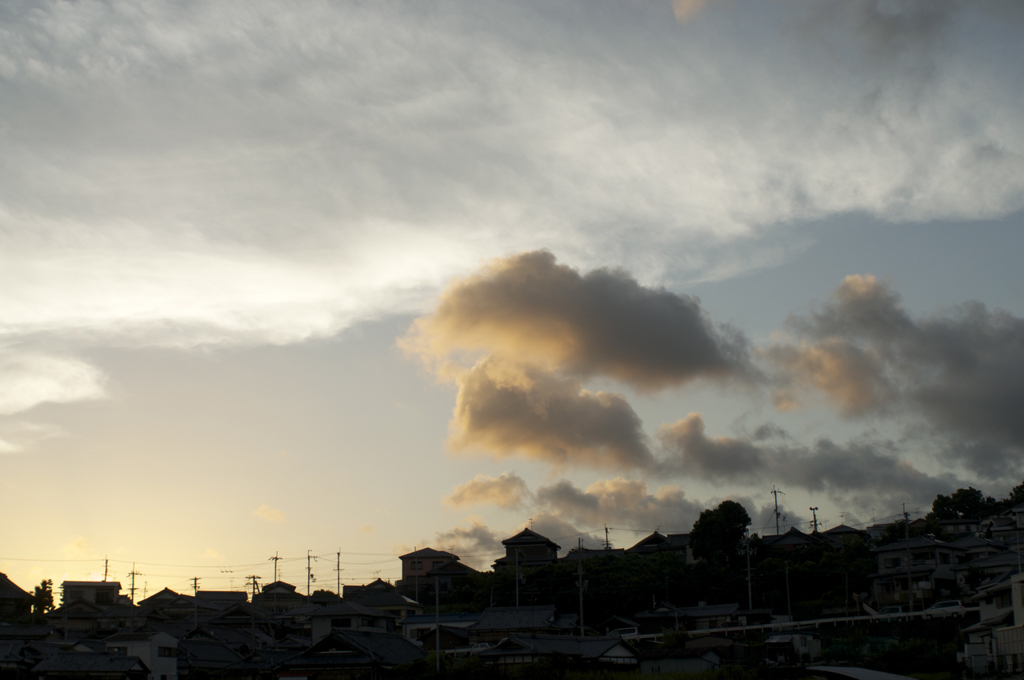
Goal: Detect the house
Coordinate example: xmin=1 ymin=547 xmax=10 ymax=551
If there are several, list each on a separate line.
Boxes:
xmin=275 ymin=629 xmax=423 ymax=679
xmin=342 ymin=578 xmax=394 ymax=599
xmin=634 ymin=602 xmax=739 ymax=633
xmin=469 ymin=605 xmax=577 ymax=644
xmin=344 ymin=591 xmax=423 ymax=620
xmin=104 ymin=631 xmax=179 ymax=680
xmin=560 ymin=548 xmax=625 ymax=562
xmin=952 ymin=535 xmax=1007 ymax=565
xmin=685 ymin=635 xmax=747 ymax=664
xmin=402 ymin=612 xmax=480 ymax=642
xmin=426 ymin=558 xmax=478 ymax=594
xmin=250 ymin=582 xmax=305 ymax=612
xmin=478 ymin=634 xmax=637 ymax=671
xmin=761 ymin=527 xmax=834 ymax=550
xmin=395 ymin=548 xmax=456 ymax=599
xmin=492 ymin=529 xmax=561 ymax=570
xmin=45 ymin=600 xmax=141 ymax=635
xmin=822 ymin=524 xmax=869 ymax=543
xmin=0 ymin=573 xmax=32 ymax=620
xmin=959 ymin=568 xmax=1018 ymax=674
xmin=765 ymin=633 xmax=821 ymax=664
xmin=33 ymin=653 xmax=149 ymax=680
xmin=638 ymin=647 xmax=718 ymax=675
xmin=308 ymin=602 xmax=398 ymax=642
xmin=626 ymin=532 xmax=696 ymax=563
xmin=994 ymin=572 xmax=1024 ymax=672
xmin=60 ymin=582 xmax=129 ymax=607
xmin=870 ymin=536 xmax=966 ymax=608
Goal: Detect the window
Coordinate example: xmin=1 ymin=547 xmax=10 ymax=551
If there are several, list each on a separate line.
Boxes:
xmin=331 ymin=618 xmax=352 ymax=628
xmin=411 ymin=560 xmax=422 ymax=570
xmin=884 ymin=557 xmax=901 ymax=569
xmin=939 ymin=553 xmax=950 ymax=564
xmin=158 ymin=647 xmax=178 ymax=658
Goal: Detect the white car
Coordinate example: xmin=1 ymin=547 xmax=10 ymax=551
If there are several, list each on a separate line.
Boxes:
xmin=923 ymin=600 xmax=966 ymax=618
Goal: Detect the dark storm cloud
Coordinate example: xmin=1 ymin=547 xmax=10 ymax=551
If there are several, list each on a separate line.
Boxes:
xmin=767 ymin=275 xmax=1024 ymax=475
xmin=404 ymin=251 xmax=753 ymax=390
xmin=448 ymin=357 xmax=654 ymax=471
xmin=658 ymin=412 xmax=959 ymax=507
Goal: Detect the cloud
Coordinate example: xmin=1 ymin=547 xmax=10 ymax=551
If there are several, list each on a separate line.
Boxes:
xmin=445 ymin=472 xmax=532 ymax=509
xmin=253 ymin=505 xmax=285 ymax=522
xmin=658 ymin=412 xmax=959 ymax=510
xmin=204 ymin=548 xmax=223 ymax=560
xmin=63 ymin=538 xmax=91 ymax=558
xmin=766 ymin=275 xmax=1024 ymax=476
xmin=536 ymin=477 xmax=705 ymax=533
xmin=0 ymin=349 xmax=105 ymax=415
xmin=404 ymin=251 xmax=752 ymax=390
xmin=434 ymin=517 xmax=505 ymax=569
xmin=448 ymin=357 xmax=653 ymax=471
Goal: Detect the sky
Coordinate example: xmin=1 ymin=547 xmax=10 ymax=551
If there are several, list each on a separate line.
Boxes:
xmin=2 ymin=0 xmax=1024 ymax=600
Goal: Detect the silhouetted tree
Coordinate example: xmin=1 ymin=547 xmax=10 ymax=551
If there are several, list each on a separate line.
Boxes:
xmin=32 ymin=579 xmax=54 ymax=616
xmin=690 ymin=500 xmax=751 ymax=567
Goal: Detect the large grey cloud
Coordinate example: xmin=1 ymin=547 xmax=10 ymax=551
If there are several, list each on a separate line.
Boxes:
xmin=405 ymin=251 xmax=752 ymax=389
xmin=658 ymin=412 xmax=960 ymax=511
xmin=766 ymin=275 xmax=1024 ymax=476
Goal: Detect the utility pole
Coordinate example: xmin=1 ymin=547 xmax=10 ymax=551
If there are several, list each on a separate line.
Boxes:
xmin=246 ymin=575 xmax=260 ymax=650
xmin=269 ymin=552 xmax=281 ymax=583
xmin=435 ymin=581 xmax=441 ymax=673
xmin=744 ymin=531 xmax=753 ymax=610
xmin=771 ymin=486 xmax=785 ymax=535
xmin=785 ymin=562 xmax=792 ymax=620
xmin=191 ymin=577 xmax=200 ymax=629
xmin=515 ymin=549 xmax=520 ymax=607
xmin=307 ymin=550 xmax=317 ymax=601
xmin=335 ymin=550 xmax=343 ymax=596
xmin=577 ymin=557 xmax=585 ymax=636
xmin=103 ymin=557 xmax=109 ymax=582
xmin=128 ymin=563 xmax=141 ymax=603
xmin=809 ymin=507 xmax=819 ymax=533
xmin=903 ymin=504 xmax=913 ymax=612
xmin=604 ymin=525 xmax=611 ymax=550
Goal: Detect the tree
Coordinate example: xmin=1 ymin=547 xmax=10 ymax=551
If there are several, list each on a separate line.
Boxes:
xmin=690 ymin=500 xmax=751 ymax=566
xmin=32 ymin=579 xmax=54 ymax=616
xmin=927 ymin=486 xmax=996 ymax=521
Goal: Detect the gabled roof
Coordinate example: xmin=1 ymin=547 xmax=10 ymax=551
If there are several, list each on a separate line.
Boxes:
xmin=0 ymin=573 xmax=30 ymax=601
xmin=951 ymin=535 xmax=1007 ymax=551
xmin=480 ymin=634 xmax=635 ymax=660
xmin=501 ymin=528 xmax=561 ymax=550
xmin=178 ymin=639 xmax=243 ymax=668
xmin=399 ymin=548 xmax=454 ymax=560
xmin=345 ymin=592 xmax=420 ymax=609
xmin=823 ymin=524 xmax=865 ymax=536
xmin=32 ymin=652 xmax=147 ymax=673
xmin=871 ymin=536 xmax=965 ymax=552
xmin=289 ymin=630 xmax=424 ymax=667
xmin=427 ymin=559 xmax=478 ymax=575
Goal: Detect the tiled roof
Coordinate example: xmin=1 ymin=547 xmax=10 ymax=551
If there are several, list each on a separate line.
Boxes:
xmin=399 ymin=548 xmax=454 ymax=560
xmin=32 ymin=652 xmax=147 ymax=673
xmin=480 ymin=634 xmax=633 ymax=660
xmin=311 ymin=602 xmax=397 ymax=619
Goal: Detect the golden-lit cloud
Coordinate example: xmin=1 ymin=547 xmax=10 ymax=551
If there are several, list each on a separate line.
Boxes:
xmin=766 ymin=340 xmax=890 ymax=415
xmin=445 ymin=472 xmax=532 ymax=509
xmin=358 ymin=525 xmax=374 ymax=534
xmin=404 ymin=251 xmax=751 ymax=391
xmin=449 ymin=357 xmax=653 ymax=471
xmin=253 ymin=505 xmax=285 ymax=522
xmin=204 ymin=548 xmax=224 ymax=560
